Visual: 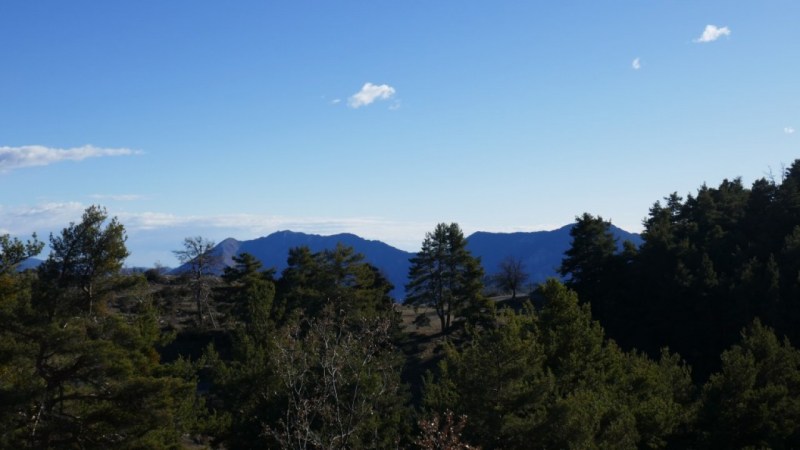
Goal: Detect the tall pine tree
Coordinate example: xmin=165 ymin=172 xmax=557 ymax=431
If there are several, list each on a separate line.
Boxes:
xmin=405 ymin=223 xmax=490 ymax=334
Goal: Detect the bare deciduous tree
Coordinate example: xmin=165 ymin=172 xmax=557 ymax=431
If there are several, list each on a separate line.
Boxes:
xmin=266 ymin=307 xmax=404 ymax=449
xmin=493 ymin=256 xmax=529 ymax=300
xmin=174 ymin=236 xmax=219 ymax=327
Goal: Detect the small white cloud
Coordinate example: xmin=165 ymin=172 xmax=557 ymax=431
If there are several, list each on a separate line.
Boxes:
xmin=331 ymin=98 xmax=342 ymax=105
xmin=632 ymin=57 xmax=641 ymax=70
xmin=0 ymin=145 xmax=140 ymax=173
xmin=786 ymin=127 xmax=796 ymax=134
xmin=348 ymin=82 xmax=396 ymax=109
xmin=694 ymin=25 xmax=731 ymax=43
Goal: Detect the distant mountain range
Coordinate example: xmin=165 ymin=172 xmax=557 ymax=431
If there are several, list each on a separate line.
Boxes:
xmin=176 ymin=225 xmax=642 ymax=300
xmin=200 ymin=231 xmax=414 ymax=297
xmin=466 ymin=224 xmax=642 ymax=288
xmin=18 ymin=258 xmax=43 ymax=271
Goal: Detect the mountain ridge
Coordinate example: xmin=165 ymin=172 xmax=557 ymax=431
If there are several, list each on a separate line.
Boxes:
xmin=178 ymin=224 xmax=642 ymax=300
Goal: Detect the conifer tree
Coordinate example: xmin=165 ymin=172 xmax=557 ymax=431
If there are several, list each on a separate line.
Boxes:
xmin=405 ymin=223 xmax=490 ymax=334
xmin=698 ymin=320 xmax=800 ymax=448
xmin=0 ymin=206 xmax=199 ymax=449
xmin=277 ymin=244 xmax=394 ymax=322
xmin=0 ymin=234 xmax=43 ymax=275
xmin=423 ymin=280 xmax=694 ymax=449
xmin=203 ymin=244 xmax=410 ymax=449
xmin=38 ymin=205 xmax=128 ymax=317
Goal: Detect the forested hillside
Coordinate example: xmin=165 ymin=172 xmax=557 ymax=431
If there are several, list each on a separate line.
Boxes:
xmin=2 ymin=161 xmax=800 ymax=449
xmin=560 ymin=161 xmax=800 ymax=380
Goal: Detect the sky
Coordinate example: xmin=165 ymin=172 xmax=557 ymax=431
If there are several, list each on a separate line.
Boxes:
xmin=1 ymin=1 xmax=798 ymax=267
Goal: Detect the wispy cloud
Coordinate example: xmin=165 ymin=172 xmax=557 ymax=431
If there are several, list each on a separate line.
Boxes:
xmin=0 ymin=202 xmax=589 ymax=266
xmin=694 ymin=25 xmax=731 ymax=43
xmin=632 ymin=57 xmax=641 ymax=70
xmin=119 ymin=210 xmax=430 ymax=249
xmin=0 ymin=202 xmax=430 ymax=255
xmin=0 ymin=202 xmax=87 ymax=235
xmin=0 ymin=145 xmax=140 ymax=173
xmin=348 ymin=83 xmax=396 ymax=109
xmin=786 ymin=127 xmax=796 ymax=135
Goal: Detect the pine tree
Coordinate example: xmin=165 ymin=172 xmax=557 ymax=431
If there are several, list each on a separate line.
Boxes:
xmin=37 ymin=205 xmax=128 ymax=317
xmin=0 ymin=234 xmax=43 ymax=275
xmin=698 ymin=320 xmax=800 ymax=448
xmin=405 ymin=223 xmax=490 ymax=334
xmin=0 ymin=207 xmax=199 ymax=449
xmin=423 ymin=280 xmax=694 ymax=449
xmin=559 ymin=213 xmax=618 ymax=298
xmin=203 ymin=244 xmax=410 ymax=449
xmin=277 ymin=244 xmax=395 ymax=322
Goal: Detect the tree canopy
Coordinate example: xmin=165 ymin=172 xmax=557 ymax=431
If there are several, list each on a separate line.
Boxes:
xmin=560 ymin=160 xmax=800 ymax=379
xmin=0 ymin=206 xmax=199 ymax=449
xmin=4 ymin=159 xmax=800 ymax=448
xmin=405 ymin=223 xmax=490 ymax=333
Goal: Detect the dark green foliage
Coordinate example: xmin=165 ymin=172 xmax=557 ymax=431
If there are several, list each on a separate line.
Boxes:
xmin=559 ymin=213 xmax=618 ymax=298
xmin=0 ymin=315 xmax=196 ymax=449
xmin=0 ymin=207 xmax=199 ymax=449
xmin=218 ymin=252 xmax=275 ymax=331
xmin=277 ymin=244 xmax=395 ymax=323
xmin=536 ymin=280 xmax=610 ymax=392
xmin=423 ymin=307 xmax=549 ymax=448
xmin=698 ymin=320 xmax=800 ymax=448
xmin=0 ymin=233 xmax=43 ymax=275
xmin=201 ymin=257 xmax=279 ymax=448
xmin=204 ymin=244 xmax=411 ymax=449
xmin=562 ymin=160 xmax=800 ymax=380
xmin=405 ymin=223 xmax=492 ymax=334
xmin=424 ymin=280 xmax=694 ymax=449
xmin=558 ymin=213 xmax=637 ymax=347
xmin=37 ymin=205 xmax=129 ymax=317
xmin=7 ymin=160 xmax=800 ymax=448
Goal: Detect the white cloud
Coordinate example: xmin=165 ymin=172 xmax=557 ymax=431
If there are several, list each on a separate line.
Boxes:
xmin=0 ymin=201 xmax=427 ymax=245
xmin=0 ymin=145 xmax=140 ymax=173
xmin=348 ymin=83 xmax=396 ymax=109
xmin=119 ymin=211 xmax=430 ymax=249
xmin=632 ymin=57 xmax=641 ymax=70
xmin=786 ymin=127 xmax=796 ymax=134
xmin=0 ymin=202 xmax=87 ymax=236
xmin=0 ymin=200 xmax=442 ymax=268
xmin=0 ymin=201 xmax=435 ymax=264
xmin=331 ymin=98 xmax=342 ymax=105
xmin=1 ymin=202 xmax=605 ymax=267
xmin=694 ymin=25 xmax=731 ymax=43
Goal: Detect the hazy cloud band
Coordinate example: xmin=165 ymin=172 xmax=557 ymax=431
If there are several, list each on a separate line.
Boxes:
xmin=0 ymin=145 xmax=140 ymax=173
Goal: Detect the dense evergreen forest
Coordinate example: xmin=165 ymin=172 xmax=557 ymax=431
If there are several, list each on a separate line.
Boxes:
xmin=3 ymin=161 xmax=800 ymax=449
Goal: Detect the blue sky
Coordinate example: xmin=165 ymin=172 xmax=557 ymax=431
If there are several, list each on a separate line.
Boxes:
xmin=1 ymin=1 xmax=798 ymax=267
